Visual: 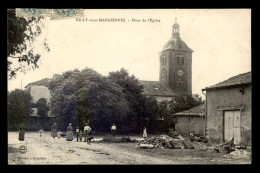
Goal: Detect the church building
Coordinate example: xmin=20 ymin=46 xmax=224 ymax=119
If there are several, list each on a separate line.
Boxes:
xmin=140 ymin=19 xmax=193 ymax=102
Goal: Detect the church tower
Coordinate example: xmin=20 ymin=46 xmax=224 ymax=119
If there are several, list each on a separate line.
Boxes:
xmin=159 ymin=19 xmax=193 ymax=96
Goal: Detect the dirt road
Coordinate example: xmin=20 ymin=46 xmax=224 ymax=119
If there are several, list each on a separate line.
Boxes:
xmin=8 ymin=132 xmax=251 ymax=165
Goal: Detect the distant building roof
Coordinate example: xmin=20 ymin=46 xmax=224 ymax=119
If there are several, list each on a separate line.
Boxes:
xmin=202 ymin=71 xmax=251 ymax=91
xmin=139 ymin=80 xmax=175 ymax=97
xmin=24 ymin=78 xmax=52 ymax=88
xmin=174 ymin=104 xmax=205 ymax=117
xmin=52 ymin=74 xmax=62 ymax=80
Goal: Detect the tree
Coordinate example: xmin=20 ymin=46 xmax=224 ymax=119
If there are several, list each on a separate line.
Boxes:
xmin=7 ymin=9 xmax=50 ymax=79
xmin=8 ymin=89 xmax=33 ymax=130
xmin=108 ymin=68 xmax=154 ymax=133
xmin=35 ymin=98 xmax=49 ymax=117
xmin=48 ymin=68 xmax=129 ymax=131
xmin=144 ymin=96 xmax=160 ymax=133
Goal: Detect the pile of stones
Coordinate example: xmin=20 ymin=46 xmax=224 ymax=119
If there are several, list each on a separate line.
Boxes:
xmin=138 ymin=134 xmax=194 ymax=149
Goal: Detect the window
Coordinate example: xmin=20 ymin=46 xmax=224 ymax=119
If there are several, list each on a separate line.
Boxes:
xmin=178 ymin=81 xmax=184 ymax=89
xmin=161 ymin=57 xmax=165 ymax=66
xmin=181 ymin=57 xmax=184 ymax=64
xmin=177 ymin=57 xmax=179 ymax=64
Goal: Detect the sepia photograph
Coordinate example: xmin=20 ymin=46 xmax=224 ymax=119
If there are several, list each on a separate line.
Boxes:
xmin=7 ymin=9 xmax=251 ymax=165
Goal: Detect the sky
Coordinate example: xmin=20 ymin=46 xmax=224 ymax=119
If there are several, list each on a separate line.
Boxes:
xmin=8 ymin=9 xmax=251 ymax=98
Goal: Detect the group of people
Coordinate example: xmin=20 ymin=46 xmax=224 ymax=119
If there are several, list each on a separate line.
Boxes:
xmin=50 ymin=122 xmax=92 ymax=142
xmin=75 ymin=123 xmax=92 ymax=142
xmin=18 ymin=122 xmax=148 ymax=142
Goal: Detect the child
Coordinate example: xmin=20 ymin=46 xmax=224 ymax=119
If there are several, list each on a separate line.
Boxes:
xmin=39 ymin=128 xmax=43 ymax=137
xmin=57 ymin=130 xmax=61 ymax=139
xmin=79 ymin=130 xmax=83 ymax=142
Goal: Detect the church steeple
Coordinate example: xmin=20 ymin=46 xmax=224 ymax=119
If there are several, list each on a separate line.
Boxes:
xmin=160 ymin=18 xmax=193 ymax=96
xmin=172 ymin=18 xmax=180 ymax=35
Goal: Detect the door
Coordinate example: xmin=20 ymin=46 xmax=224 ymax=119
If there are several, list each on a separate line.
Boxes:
xmin=224 ymin=110 xmax=241 ymax=144
xmin=233 ymin=111 xmax=241 ymax=144
xmin=224 ymin=111 xmax=234 ymax=142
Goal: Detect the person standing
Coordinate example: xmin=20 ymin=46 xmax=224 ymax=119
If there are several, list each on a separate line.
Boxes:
xmin=143 ymin=127 xmax=147 ymax=139
xmin=66 ymin=123 xmax=74 ymax=141
xmin=18 ymin=123 xmax=25 ymax=141
xmin=51 ymin=123 xmax=58 ymax=139
xmin=83 ymin=123 xmax=91 ymax=142
xmin=76 ymin=127 xmax=79 ymax=142
xmin=79 ymin=130 xmax=83 ymax=142
xmin=39 ymin=128 xmax=44 ymax=137
xmin=111 ymin=124 xmax=116 ymax=138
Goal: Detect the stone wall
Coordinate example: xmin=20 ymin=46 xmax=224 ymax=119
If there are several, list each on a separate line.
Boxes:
xmin=8 ymin=116 xmax=58 ymax=131
xmin=175 ymin=116 xmax=205 ymax=135
xmin=206 ymin=84 xmax=251 ymax=145
xmin=154 ymin=96 xmax=173 ymax=103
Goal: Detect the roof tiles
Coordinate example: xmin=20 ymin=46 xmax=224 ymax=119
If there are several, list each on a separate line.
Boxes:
xmin=203 ymin=71 xmax=251 ymax=90
xmin=139 ymin=80 xmax=175 ymax=96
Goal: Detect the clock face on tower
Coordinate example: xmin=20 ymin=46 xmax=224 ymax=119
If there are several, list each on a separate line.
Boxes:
xmin=177 ymin=69 xmax=184 ymax=76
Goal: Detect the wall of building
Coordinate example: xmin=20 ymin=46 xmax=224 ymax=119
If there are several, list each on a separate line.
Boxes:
xmin=206 ymin=84 xmax=251 ymax=145
xmin=175 ymin=116 xmax=205 ymax=135
xmin=153 ymin=96 xmax=173 ymax=103
xmin=159 ymin=50 xmax=192 ymax=96
xmin=29 ymin=85 xmax=51 ymax=103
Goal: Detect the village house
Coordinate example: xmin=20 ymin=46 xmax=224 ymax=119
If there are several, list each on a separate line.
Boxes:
xmin=173 ymin=104 xmax=205 ymax=136
xmin=24 ymin=74 xmax=61 ymax=116
xmin=25 ymin=78 xmax=52 ymax=103
xmin=202 ymin=71 xmax=251 ymax=146
xmin=23 ymin=75 xmax=58 ymax=130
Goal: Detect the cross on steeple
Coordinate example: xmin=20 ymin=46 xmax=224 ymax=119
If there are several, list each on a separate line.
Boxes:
xmin=172 ymin=18 xmax=180 ymax=35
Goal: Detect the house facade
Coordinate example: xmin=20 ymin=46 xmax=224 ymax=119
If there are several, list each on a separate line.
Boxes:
xmin=202 ymin=72 xmax=251 ymax=145
xmin=25 ymin=78 xmax=53 ymax=117
xmin=24 ymin=78 xmax=52 ymax=104
xmin=173 ymin=104 xmax=205 ymax=136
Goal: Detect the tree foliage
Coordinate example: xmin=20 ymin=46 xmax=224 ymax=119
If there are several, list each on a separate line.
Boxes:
xmin=108 ymin=68 xmax=159 ymax=133
xmin=168 ymin=94 xmax=204 ymax=114
xmin=48 ymin=68 xmax=129 ymax=131
xmin=49 ymin=67 xmax=161 ymax=133
xmin=7 ymin=89 xmax=33 ymax=130
xmin=7 ymin=9 xmax=49 ymax=79
xmin=34 ymin=98 xmax=49 ymax=117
